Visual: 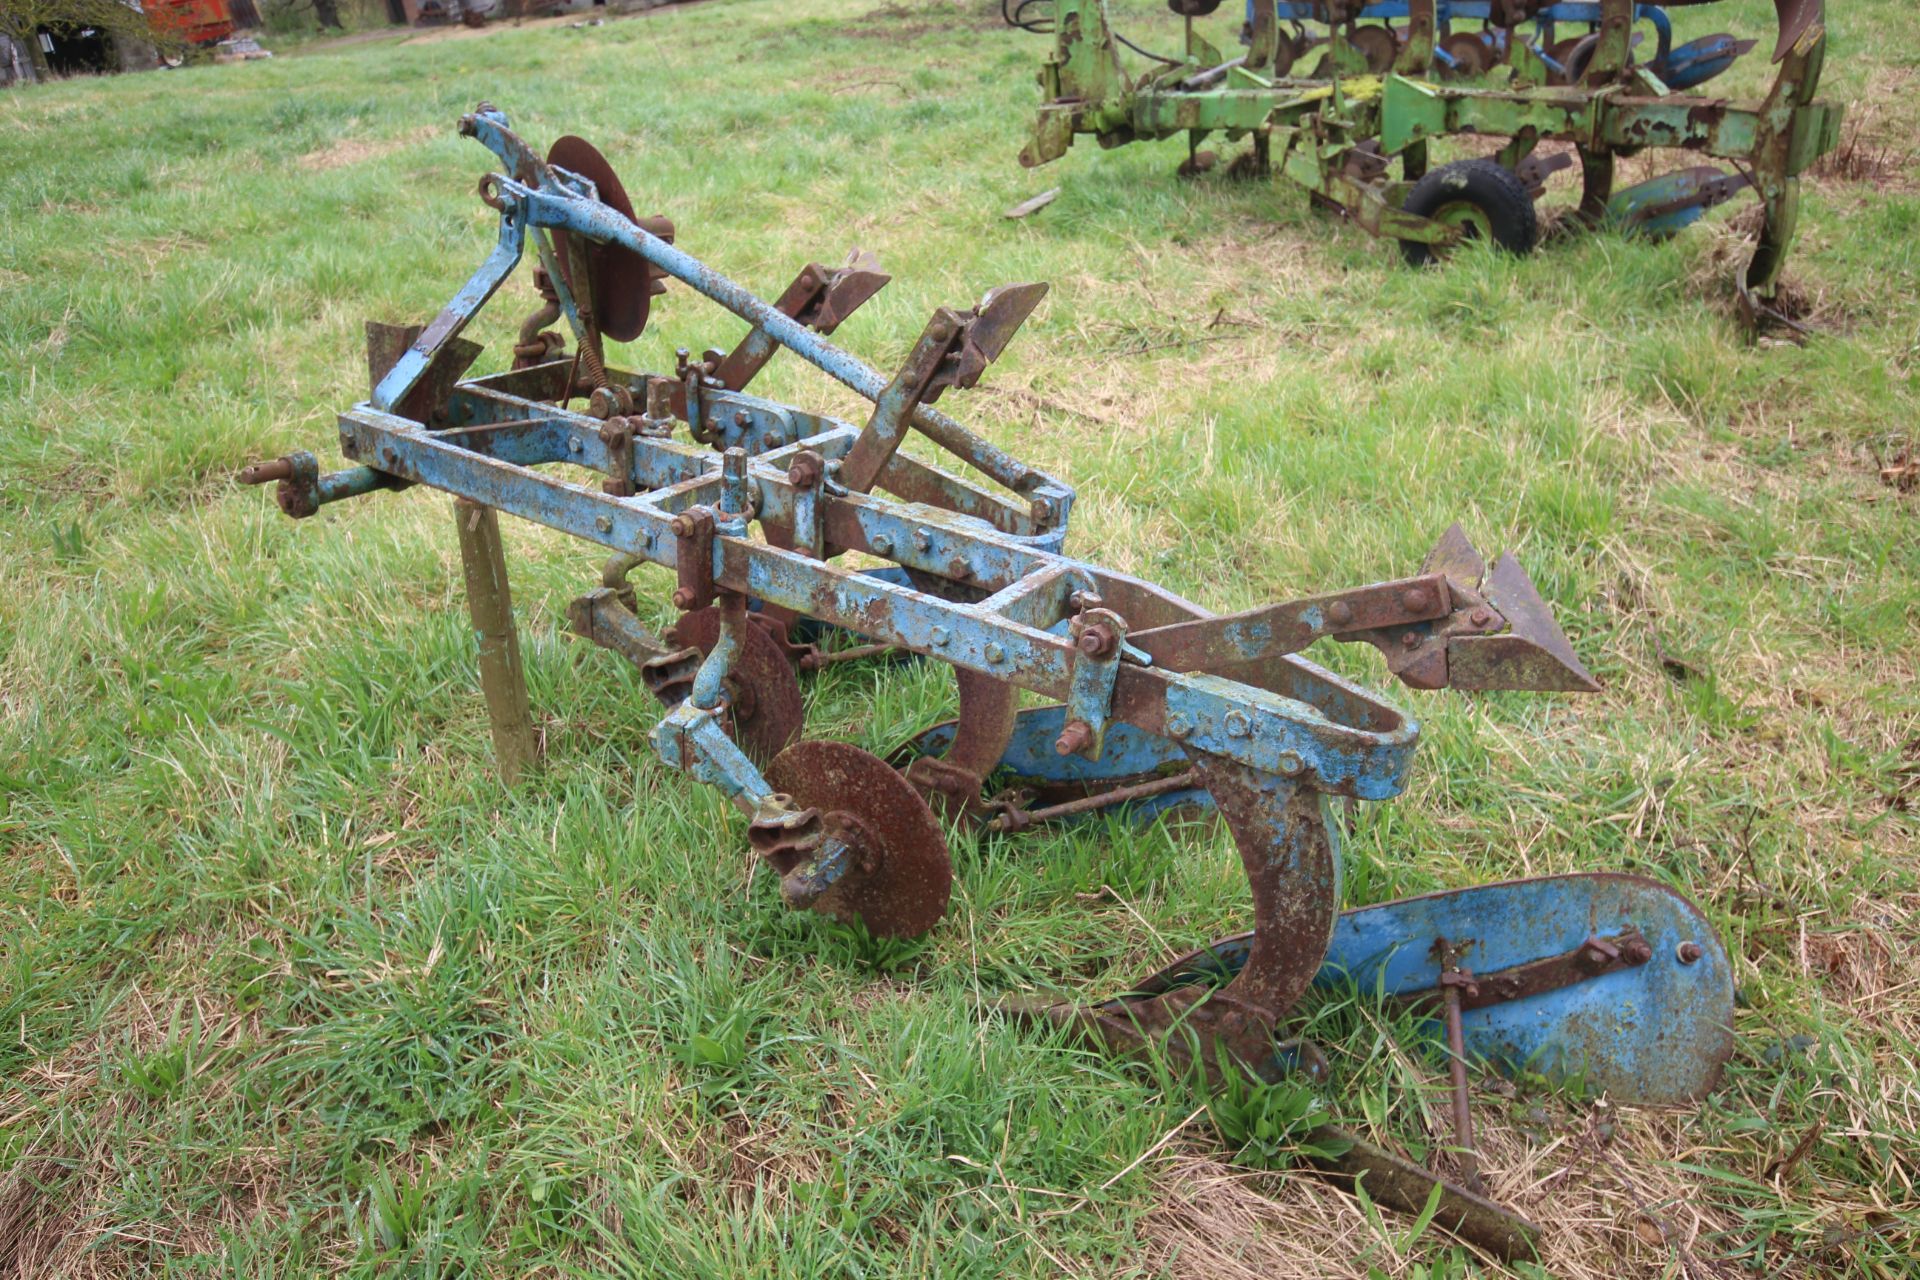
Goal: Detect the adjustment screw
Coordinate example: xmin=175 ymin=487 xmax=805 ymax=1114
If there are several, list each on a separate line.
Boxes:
xmin=1223 ymin=710 xmax=1251 ymax=738
xmin=984 ymin=643 xmax=1006 ymax=664
xmin=1277 ymin=750 xmax=1304 ymax=775
xmin=1676 ymin=941 xmax=1703 ymax=965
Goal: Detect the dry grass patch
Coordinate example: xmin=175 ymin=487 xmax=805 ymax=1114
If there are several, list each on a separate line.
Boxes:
xmin=295 ymin=126 xmax=436 ymax=173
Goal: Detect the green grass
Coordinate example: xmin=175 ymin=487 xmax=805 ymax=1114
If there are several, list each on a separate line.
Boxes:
xmin=1 ymin=1 xmax=1916 ymax=1275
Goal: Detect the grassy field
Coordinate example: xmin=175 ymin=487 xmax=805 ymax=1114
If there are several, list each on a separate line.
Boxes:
xmin=2 ymin=0 xmax=1916 ymax=1274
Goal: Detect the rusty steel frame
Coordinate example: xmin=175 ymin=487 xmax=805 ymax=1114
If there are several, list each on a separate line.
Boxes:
xmin=241 ymin=106 xmax=1744 ymax=1260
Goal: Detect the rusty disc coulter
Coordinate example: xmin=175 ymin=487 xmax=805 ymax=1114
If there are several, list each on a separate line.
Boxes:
xmin=242 ymin=110 xmax=1744 ymax=1260
xmin=765 ymin=740 xmax=953 ymax=939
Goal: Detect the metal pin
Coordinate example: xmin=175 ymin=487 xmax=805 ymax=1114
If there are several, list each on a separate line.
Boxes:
xmin=1436 ymin=937 xmax=1484 ymax=1196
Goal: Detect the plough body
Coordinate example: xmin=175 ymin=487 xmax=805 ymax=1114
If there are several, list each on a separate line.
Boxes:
xmin=243 ymin=108 xmax=1735 ymax=1258
xmin=1017 ymin=0 xmax=1843 ymax=322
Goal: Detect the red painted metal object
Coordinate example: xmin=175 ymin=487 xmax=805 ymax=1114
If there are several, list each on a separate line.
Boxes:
xmin=148 ymin=0 xmax=236 ymax=47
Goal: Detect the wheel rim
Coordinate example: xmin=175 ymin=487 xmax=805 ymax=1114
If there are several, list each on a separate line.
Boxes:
xmin=1429 ymin=198 xmax=1493 ymax=245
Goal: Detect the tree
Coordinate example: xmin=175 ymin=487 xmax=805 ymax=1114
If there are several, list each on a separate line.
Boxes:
xmin=0 ymin=0 xmax=186 ymax=77
xmin=264 ymin=0 xmax=342 ymax=29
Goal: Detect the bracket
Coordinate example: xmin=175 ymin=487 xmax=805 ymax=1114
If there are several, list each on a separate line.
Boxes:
xmin=700 ymin=250 xmax=892 ymax=403
xmin=671 ymin=505 xmax=718 ymax=613
xmin=838 ymin=283 xmax=1048 ymax=495
xmin=1058 ymin=604 xmax=1128 ymax=759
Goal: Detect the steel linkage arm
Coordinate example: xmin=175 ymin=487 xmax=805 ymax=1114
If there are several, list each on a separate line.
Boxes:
xmin=1128 ymin=528 xmax=1600 ymax=694
xmin=453 ymin=108 xmax=1073 ymax=536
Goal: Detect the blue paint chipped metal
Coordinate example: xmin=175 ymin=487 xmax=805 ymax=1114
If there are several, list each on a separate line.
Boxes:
xmin=240 ymin=109 xmax=1733 ymax=1253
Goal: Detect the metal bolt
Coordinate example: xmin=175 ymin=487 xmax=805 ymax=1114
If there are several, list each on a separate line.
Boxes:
xmin=568 ymin=435 xmax=583 ymax=453
xmin=1326 ymin=600 xmax=1353 ymax=627
xmin=1054 ymin=720 xmax=1094 ymax=756
xmin=1676 ymin=941 xmax=1703 ymax=965
xmin=1165 ymin=714 xmax=1191 ymax=739
xmin=1077 ymin=624 xmax=1115 ymax=658
xmin=589 ymin=386 xmax=623 ymax=419
xmin=930 ymin=626 xmax=951 ymax=647
xmin=911 ymin=527 xmax=933 ymax=552
xmin=1277 ymin=750 xmax=1304 ymax=775
xmin=733 ymin=409 xmax=752 ymax=428
xmin=1403 ymin=586 xmax=1432 ymax=613
xmin=671 ymin=587 xmax=697 ymax=610
xmin=1224 ymin=710 xmax=1251 ymax=738
xmin=946 ymin=557 xmax=971 ymax=581
xmin=984 ymin=643 xmax=1006 ymax=664
xmin=1470 ymin=608 xmax=1493 ymax=627
xmin=594 ymin=514 xmax=613 ymax=534
xmin=764 ymin=431 xmax=784 ymax=447
xmin=670 ymin=513 xmax=695 ymax=537
xmin=788 ymin=451 xmax=824 ymax=490
xmin=1401 ymin=632 xmax=1422 ymax=649
xmin=871 ymin=533 xmax=894 ymax=555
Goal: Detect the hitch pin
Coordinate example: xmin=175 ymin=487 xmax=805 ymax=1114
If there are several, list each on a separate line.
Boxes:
xmin=237 ymin=457 xmax=294 ymax=486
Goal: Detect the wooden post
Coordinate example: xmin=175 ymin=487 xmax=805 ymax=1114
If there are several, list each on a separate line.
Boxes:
xmin=454 ymin=498 xmax=536 ymax=784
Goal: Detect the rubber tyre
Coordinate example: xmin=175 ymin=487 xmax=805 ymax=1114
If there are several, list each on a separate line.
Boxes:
xmin=1397 ymin=158 xmax=1539 ymax=267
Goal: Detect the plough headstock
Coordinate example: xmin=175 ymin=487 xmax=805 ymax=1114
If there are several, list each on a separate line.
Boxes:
xmin=240 ymin=108 xmax=1733 ymax=1261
